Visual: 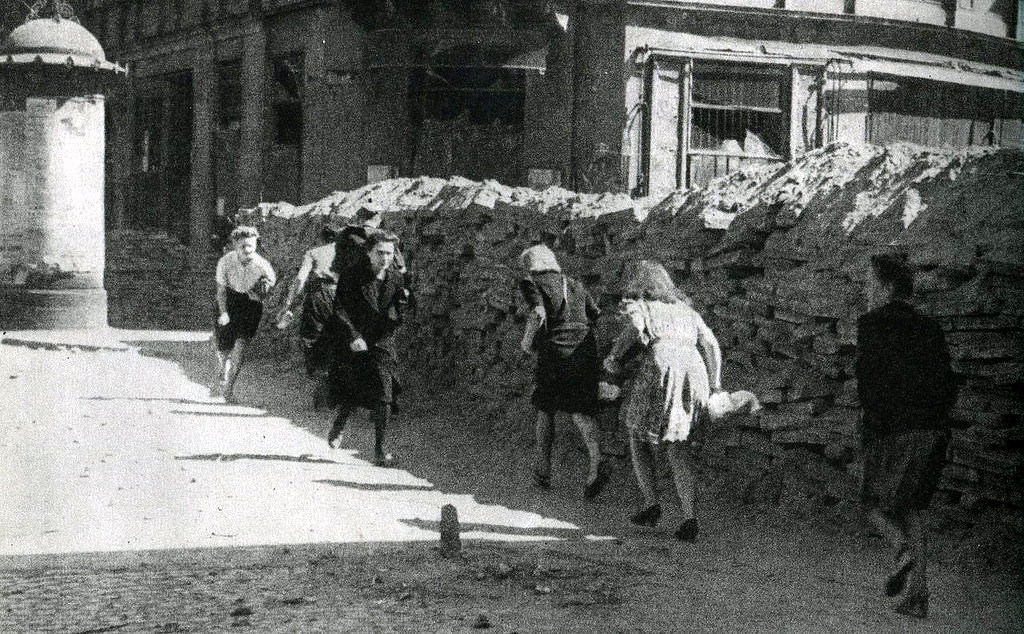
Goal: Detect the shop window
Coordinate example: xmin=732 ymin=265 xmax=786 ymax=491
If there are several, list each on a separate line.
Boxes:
xmin=866 ymin=76 xmax=1022 ymax=148
xmin=409 ymin=66 xmax=525 ymax=128
xmin=686 ymin=62 xmax=790 ymax=188
xmin=689 ymin=62 xmax=788 ymax=159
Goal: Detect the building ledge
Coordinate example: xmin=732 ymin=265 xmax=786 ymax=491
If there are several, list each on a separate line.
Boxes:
xmin=627 ymin=1 xmax=1024 ymax=48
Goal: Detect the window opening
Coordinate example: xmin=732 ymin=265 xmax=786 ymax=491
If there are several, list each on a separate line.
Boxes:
xmin=271 ymin=54 xmax=304 ymax=146
xmin=685 ymin=61 xmax=790 ymax=188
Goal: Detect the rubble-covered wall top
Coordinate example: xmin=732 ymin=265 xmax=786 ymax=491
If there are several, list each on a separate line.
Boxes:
xmin=235 ymin=141 xmax=1024 ymax=514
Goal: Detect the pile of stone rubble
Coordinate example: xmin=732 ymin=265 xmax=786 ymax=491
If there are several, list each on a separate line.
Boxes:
xmin=239 ymin=142 xmax=1024 ymax=512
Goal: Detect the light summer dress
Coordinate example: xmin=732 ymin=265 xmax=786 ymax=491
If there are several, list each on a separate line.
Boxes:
xmin=619 ymin=300 xmax=720 ymax=444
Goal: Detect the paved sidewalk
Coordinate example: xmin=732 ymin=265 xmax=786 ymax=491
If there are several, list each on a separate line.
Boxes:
xmin=0 ymin=329 xmax=586 ymax=557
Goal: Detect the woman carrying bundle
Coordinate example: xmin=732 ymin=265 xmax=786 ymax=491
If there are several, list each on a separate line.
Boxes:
xmin=603 ymin=261 xmax=722 ymax=542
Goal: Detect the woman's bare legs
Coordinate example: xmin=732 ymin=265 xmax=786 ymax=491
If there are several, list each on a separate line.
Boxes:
xmin=533 ymin=411 xmax=555 ymax=486
xmin=572 ymin=413 xmax=602 ymax=485
xmin=221 ymin=339 xmax=248 ymax=403
xmin=895 ymin=509 xmax=929 ymax=617
xmin=664 ymin=442 xmax=696 ymax=521
xmin=629 ymin=434 xmax=659 ymax=509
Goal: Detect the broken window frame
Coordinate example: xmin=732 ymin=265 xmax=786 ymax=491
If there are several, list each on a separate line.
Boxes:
xmin=638 ymin=55 xmax=793 ymax=194
xmin=686 ymin=60 xmax=791 ymax=189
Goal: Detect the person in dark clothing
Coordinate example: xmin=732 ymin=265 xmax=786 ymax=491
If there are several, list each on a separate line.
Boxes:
xmin=856 ymin=252 xmax=957 ymax=619
xmin=326 ymin=231 xmax=411 ymax=467
xmin=332 ymin=207 xmax=408 ymax=283
xmin=518 ymin=244 xmax=609 ymax=500
xmin=276 ymin=225 xmax=340 ymax=409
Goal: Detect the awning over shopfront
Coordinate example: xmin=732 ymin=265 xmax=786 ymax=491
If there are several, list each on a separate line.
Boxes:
xmin=627 ymin=28 xmax=1024 ymax=93
xmin=502 ymin=45 xmax=549 ymax=73
xmin=836 ymin=51 xmax=1023 ymax=93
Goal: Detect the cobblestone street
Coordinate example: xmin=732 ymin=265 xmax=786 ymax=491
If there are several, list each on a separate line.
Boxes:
xmin=1 ymin=330 xmax=1022 ymax=633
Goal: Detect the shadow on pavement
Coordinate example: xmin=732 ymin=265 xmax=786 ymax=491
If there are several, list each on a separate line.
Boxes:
xmin=315 ymin=479 xmax=435 ymax=493
xmin=176 ymin=453 xmax=341 ymax=465
xmin=400 ymin=518 xmax=597 ymax=540
xmin=127 ymin=335 xmax=640 ymax=543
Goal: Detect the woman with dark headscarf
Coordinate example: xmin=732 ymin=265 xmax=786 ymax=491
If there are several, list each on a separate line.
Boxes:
xmin=603 ymin=261 xmax=721 ymax=542
xmin=518 ymin=244 xmax=609 ymax=500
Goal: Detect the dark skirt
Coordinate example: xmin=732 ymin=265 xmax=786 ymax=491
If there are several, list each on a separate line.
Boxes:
xmin=215 ymin=289 xmax=263 ymax=352
xmin=329 ymin=350 xmax=400 ymax=410
xmin=532 ymin=330 xmax=599 ymax=416
xmin=299 ymin=278 xmax=338 ymax=376
xmin=861 ymin=429 xmax=950 ymax=511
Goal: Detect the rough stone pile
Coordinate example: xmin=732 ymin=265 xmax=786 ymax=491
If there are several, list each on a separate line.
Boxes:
xmin=237 ymin=142 xmax=1024 ymax=512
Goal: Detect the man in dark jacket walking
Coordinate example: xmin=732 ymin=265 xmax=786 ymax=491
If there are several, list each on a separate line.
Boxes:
xmin=856 ymin=252 xmax=957 ymax=619
xmin=326 ymin=231 xmax=410 ymax=467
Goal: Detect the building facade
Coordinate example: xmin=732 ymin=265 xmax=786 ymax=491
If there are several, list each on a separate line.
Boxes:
xmin=39 ymin=0 xmax=1023 ymax=249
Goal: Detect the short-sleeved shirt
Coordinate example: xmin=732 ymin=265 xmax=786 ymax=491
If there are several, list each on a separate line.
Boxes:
xmin=215 ymin=251 xmax=277 ymax=294
xmin=298 ymin=243 xmax=338 ymax=283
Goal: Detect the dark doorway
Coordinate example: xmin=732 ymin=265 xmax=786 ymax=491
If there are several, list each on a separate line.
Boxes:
xmin=128 ymin=71 xmax=193 ymax=243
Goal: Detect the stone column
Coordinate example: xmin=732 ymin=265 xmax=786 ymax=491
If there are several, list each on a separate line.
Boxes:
xmin=238 ymin=22 xmax=266 ymax=207
xmin=190 ymin=36 xmax=215 ymax=253
xmin=301 ymin=6 xmax=327 ymax=202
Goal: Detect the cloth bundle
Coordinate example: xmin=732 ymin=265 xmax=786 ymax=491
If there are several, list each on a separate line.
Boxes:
xmin=706 ymin=390 xmax=761 ymax=420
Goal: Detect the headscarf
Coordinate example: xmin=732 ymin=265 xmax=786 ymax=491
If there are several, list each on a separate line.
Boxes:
xmin=519 ymin=244 xmax=562 ymax=274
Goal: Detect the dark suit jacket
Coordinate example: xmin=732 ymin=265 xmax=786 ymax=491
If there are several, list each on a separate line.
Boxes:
xmin=330 ymin=261 xmax=410 ymax=406
xmin=855 ymin=301 xmax=957 ymax=436
xmin=333 ymin=262 xmax=408 ymax=357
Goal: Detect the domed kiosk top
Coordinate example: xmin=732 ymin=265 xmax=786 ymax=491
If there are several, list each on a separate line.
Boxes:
xmin=0 ymin=18 xmax=124 ymax=72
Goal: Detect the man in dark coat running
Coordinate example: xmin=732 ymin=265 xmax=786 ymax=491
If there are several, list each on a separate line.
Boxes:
xmin=856 ymin=252 xmax=958 ymax=619
xmin=326 ymin=231 xmax=411 ymax=467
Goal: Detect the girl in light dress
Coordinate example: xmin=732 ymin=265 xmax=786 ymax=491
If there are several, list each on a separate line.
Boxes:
xmin=603 ymin=261 xmax=722 ymax=542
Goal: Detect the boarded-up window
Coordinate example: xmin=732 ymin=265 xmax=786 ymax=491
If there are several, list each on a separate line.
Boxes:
xmin=868 ymin=77 xmax=1023 ymax=149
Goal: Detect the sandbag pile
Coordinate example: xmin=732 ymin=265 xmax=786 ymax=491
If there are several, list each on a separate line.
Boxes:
xmin=237 ymin=142 xmax=1024 ymax=512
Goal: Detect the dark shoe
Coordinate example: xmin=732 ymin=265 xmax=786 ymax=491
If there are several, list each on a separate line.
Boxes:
xmin=533 ymin=470 xmax=552 ymax=490
xmin=374 ymin=452 xmax=398 ymax=468
xmin=884 ymin=549 xmax=913 ymax=597
xmin=674 ymin=518 xmax=699 ymax=542
xmin=630 ymin=504 xmax=662 ymax=527
xmin=584 ymin=461 xmax=612 ymax=500
xmin=895 ymin=592 xmax=929 ymax=619
xmin=327 ymin=426 xmax=344 ymax=449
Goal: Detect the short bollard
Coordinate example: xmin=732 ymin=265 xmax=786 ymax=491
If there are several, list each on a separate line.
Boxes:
xmin=439 ymin=504 xmax=462 ymax=558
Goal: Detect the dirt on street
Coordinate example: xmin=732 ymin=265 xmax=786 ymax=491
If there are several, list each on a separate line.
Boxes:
xmin=1 ymin=331 xmax=1022 ymax=633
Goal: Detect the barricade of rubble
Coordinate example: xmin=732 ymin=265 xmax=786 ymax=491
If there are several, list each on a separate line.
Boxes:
xmin=237 ymin=142 xmax=1024 ymax=513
